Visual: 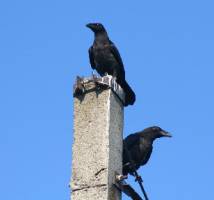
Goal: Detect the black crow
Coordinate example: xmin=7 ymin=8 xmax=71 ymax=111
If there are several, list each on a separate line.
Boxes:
xmin=123 ymin=126 xmax=172 ymax=176
xmin=86 ymin=23 xmax=136 ymax=106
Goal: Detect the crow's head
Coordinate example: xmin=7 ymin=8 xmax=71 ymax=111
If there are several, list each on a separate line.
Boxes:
xmin=86 ymin=23 xmax=106 ymax=33
xmin=143 ymin=126 xmax=172 ymax=139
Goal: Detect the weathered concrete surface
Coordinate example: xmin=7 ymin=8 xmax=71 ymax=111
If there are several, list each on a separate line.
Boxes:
xmin=71 ymin=80 xmax=124 ymax=200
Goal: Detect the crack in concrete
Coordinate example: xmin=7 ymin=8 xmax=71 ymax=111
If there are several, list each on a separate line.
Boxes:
xmin=72 ymin=184 xmax=107 ymax=192
xmin=95 ymin=168 xmax=107 ymax=176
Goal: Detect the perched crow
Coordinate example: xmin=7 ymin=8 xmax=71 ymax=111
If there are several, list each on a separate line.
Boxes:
xmin=86 ymin=23 xmax=136 ymax=106
xmin=123 ymin=126 xmax=172 ymax=176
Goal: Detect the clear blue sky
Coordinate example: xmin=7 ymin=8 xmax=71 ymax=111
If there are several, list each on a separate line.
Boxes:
xmin=1 ymin=0 xmax=214 ymax=199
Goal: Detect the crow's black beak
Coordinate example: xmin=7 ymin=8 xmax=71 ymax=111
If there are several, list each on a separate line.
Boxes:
xmin=86 ymin=23 xmax=94 ymax=30
xmin=160 ymin=130 xmax=172 ymax=138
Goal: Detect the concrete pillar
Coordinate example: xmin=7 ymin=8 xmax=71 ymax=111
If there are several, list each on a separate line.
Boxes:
xmin=70 ymin=76 xmax=124 ymax=200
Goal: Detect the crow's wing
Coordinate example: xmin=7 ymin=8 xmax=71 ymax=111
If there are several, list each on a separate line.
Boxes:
xmin=88 ymin=46 xmax=95 ymax=69
xmin=123 ymin=133 xmax=141 ymax=174
xmin=109 ymin=40 xmax=124 ymax=68
xmin=123 ymin=133 xmax=140 ymax=150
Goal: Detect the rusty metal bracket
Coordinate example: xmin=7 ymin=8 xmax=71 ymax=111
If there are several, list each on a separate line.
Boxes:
xmin=114 ymin=172 xmax=143 ymax=200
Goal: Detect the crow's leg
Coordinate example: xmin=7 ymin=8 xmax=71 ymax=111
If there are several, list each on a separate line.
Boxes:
xmin=135 ymin=174 xmax=143 ymax=183
xmin=112 ymin=69 xmax=118 ymax=78
xmin=91 ymin=71 xmax=102 ymax=93
xmin=92 ymin=71 xmax=98 ymax=83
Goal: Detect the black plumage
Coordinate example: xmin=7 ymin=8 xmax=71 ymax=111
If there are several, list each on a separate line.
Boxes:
xmin=86 ymin=23 xmax=136 ymax=106
xmin=123 ymin=126 xmax=172 ymax=176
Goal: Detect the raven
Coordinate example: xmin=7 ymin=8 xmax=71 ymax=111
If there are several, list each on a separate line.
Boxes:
xmin=86 ymin=23 xmax=136 ymax=106
xmin=123 ymin=126 xmax=172 ymax=176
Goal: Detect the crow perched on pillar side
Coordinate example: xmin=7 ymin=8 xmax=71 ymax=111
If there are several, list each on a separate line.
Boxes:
xmin=123 ymin=126 xmax=172 ymax=176
xmin=86 ymin=23 xmax=136 ymax=106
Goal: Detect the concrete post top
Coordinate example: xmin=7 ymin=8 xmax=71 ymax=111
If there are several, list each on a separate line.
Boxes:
xmin=73 ymin=75 xmax=125 ymax=106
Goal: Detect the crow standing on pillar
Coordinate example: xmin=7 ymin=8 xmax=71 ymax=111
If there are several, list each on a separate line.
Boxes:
xmin=86 ymin=23 xmax=136 ymax=106
xmin=123 ymin=126 xmax=172 ymax=176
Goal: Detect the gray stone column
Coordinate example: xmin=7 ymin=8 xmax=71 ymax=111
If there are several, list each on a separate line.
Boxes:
xmin=70 ymin=76 xmax=124 ymax=200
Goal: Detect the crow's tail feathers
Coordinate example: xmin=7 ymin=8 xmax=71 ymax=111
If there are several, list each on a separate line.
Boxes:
xmin=121 ymin=80 xmax=136 ymax=106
